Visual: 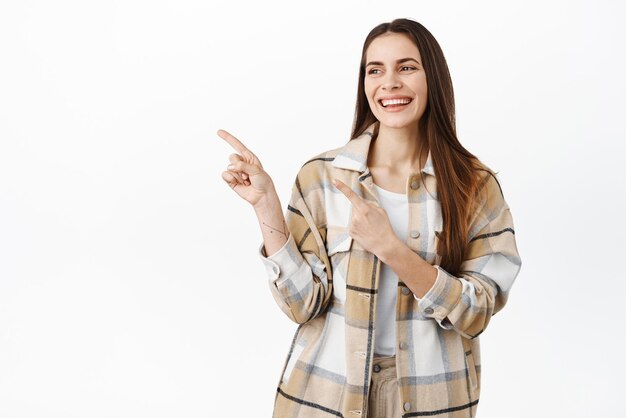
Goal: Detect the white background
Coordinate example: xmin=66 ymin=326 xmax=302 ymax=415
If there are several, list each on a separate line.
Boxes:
xmin=1 ymin=0 xmax=625 ymax=417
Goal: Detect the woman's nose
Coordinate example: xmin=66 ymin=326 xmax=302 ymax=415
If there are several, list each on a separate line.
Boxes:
xmin=382 ymin=73 xmax=401 ymax=90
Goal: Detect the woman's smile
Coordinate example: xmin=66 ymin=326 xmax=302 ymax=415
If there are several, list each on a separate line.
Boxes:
xmin=379 ymin=97 xmax=413 ymax=111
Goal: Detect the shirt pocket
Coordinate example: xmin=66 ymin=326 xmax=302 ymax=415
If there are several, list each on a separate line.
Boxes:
xmin=325 ymin=226 xmax=353 ymax=304
xmin=462 ymin=338 xmax=480 ymax=399
xmin=326 ymin=226 xmax=352 ymax=254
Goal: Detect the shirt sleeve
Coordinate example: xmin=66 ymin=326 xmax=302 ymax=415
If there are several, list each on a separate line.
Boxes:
xmin=257 ymin=170 xmax=333 ymax=324
xmin=413 ymin=172 xmax=522 ymax=338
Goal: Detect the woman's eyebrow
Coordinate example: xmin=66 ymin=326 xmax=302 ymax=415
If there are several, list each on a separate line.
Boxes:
xmin=366 ymin=57 xmax=420 ymax=67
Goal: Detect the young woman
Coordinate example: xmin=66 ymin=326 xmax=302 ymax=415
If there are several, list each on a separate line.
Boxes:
xmin=219 ymin=18 xmax=522 ymax=418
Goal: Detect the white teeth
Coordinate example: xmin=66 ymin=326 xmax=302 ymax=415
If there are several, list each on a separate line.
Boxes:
xmin=381 ymin=98 xmax=412 ymax=107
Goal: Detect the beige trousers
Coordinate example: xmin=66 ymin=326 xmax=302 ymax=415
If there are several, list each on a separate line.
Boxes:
xmin=367 ymin=355 xmax=402 ymax=418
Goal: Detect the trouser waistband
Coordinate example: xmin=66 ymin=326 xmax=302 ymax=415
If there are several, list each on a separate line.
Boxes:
xmin=371 ymin=355 xmax=396 ymax=377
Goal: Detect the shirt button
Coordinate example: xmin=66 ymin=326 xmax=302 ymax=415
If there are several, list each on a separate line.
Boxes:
xmin=373 ymin=364 xmax=381 ymax=373
xmin=410 ymin=180 xmax=419 ymax=190
xmin=404 ymin=402 xmax=411 ymax=411
xmin=401 ymin=287 xmax=411 ymax=295
xmin=424 ymin=307 xmax=434 ymax=315
xmin=410 ymin=230 xmax=420 ymax=239
xmin=399 ymin=341 xmax=408 ymax=350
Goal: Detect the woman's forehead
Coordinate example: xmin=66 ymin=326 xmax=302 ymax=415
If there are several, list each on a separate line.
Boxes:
xmin=366 ymin=33 xmax=421 ymax=62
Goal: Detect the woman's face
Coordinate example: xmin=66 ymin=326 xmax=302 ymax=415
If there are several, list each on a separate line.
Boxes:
xmin=364 ymin=32 xmax=428 ymax=130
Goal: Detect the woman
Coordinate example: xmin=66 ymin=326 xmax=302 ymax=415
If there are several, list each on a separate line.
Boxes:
xmin=219 ymin=18 xmax=522 ymax=418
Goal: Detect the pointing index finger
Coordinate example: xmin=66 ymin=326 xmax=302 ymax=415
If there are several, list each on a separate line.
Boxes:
xmin=333 ymin=179 xmax=366 ymax=208
xmin=217 ymin=129 xmax=250 ymax=154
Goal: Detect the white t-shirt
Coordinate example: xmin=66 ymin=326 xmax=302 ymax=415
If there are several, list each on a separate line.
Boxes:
xmin=372 ymin=183 xmax=409 ymax=356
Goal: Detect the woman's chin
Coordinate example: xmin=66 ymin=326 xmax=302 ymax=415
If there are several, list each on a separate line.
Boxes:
xmin=376 ymin=115 xmax=420 ymax=130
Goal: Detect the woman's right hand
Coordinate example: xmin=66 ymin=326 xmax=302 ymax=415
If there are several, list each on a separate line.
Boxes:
xmin=217 ymin=129 xmax=276 ymax=208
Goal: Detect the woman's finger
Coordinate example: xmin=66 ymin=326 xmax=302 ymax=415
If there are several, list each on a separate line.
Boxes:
xmin=221 ymin=171 xmax=239 ymax=189
xmin=218 ymin=129 xmax=253 ymax=155
xmin=225 ymin=167 xmax=245 ymax=184
xmin=333 ymin=179 xmax=368 ymax=210
xmin=228 ymin=154 xmax=248 ymax=179
xmin=227 ymin=160 xmax=261 ymax=176
xmin=222 ymin=137 xmax=263 ymax=170
xmin=228 ymin=153 xmax=244 ymax=164
xmin=222 ymin=170 xmax=250 ymax=188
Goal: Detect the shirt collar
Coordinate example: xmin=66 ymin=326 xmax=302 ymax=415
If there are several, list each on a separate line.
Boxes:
xmin=331 ymin=121 xmax=435 ymax=176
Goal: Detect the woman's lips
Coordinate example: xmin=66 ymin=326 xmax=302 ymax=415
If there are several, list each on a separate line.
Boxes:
xmin=380 ymin=100 xmax=412 ymax=112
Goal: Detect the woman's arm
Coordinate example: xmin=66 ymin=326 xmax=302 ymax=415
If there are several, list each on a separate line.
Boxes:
xmin=219 ymin=129 xmax=333 ymax=324
xmin=380 ymin=173 xmax=522 ymax=339
xmin=256 ymin=174 xmax=334 ymax=324
xmin=253 ymin=193 xmax=290 ymax=257
xmin=378 ymin=243 xmax=439 ymax=299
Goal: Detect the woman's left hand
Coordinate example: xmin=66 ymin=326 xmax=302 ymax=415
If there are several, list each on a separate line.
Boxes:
xmin=333 ymin=179 xmax=400 ymax=258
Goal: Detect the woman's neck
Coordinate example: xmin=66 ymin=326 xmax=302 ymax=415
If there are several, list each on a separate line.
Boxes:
xmin=368 ymin=123 xmax=428 ymax=174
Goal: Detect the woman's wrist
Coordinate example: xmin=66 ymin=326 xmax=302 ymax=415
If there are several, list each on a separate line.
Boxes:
xmin=253 ymin=191 xmax=281 ymax=215
xmin=253 ymin=190 xmax=289 ymax=258
xmin=377 ymin=234 xmax=404 ymax=265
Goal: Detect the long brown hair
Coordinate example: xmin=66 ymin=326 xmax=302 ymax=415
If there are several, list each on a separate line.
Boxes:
xmin=351 ymin=18 xmax=495 ymax=276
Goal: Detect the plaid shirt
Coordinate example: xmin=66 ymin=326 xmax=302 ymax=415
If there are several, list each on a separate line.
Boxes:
xmin=258 ymin=122 xmax=522 ymax=418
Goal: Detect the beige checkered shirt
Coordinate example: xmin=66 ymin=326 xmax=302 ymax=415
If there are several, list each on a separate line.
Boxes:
xmin=258 ymin=122 xmax=522 ymax=418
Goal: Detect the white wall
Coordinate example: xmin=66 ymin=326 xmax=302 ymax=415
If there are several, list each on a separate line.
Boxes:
xmin=1 ymin=0 xmax=624 ymax=417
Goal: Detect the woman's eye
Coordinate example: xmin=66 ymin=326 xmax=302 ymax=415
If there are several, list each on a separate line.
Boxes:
xmin=368 ymin=66 xmax=415 ymax=75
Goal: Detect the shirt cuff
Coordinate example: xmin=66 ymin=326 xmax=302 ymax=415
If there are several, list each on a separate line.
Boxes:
xmin=257 ymin=233 xmax=304 ymax=284
xmin=413 ymin=265 xmax=463 ymax=330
